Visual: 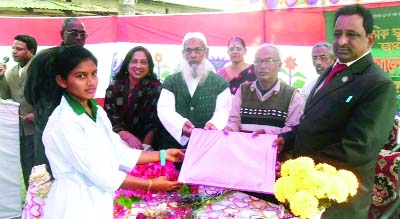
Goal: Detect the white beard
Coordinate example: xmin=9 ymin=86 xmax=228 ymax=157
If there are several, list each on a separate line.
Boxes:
xmin=180 ymin=58 xmax=208 ymax=96
xmin=181 ymin=58 xmax=208 ymax=80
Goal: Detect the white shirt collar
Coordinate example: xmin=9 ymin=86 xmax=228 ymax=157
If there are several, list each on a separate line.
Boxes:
xmin=337 ymin=50 xmax=371 ymax=67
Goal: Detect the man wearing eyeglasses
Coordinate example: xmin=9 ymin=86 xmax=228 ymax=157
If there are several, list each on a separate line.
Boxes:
xmin=224 ymin=44 xmax=303 ymax=135
xmin=157 ymin=32 xmax=231 ymax=149
xmin=60 ymin=18 xmax=86 ymax=46
xmin=301 ymin=42 xmax=336 ymax=101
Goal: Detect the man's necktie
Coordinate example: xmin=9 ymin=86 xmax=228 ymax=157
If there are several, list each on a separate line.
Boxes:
xmin=319 ymin=63 xmax=348 ymax=91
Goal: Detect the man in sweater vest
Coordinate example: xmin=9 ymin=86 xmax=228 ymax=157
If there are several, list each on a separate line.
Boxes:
xmin=224 ymin=44 xmax=303 ymax=135
xmin=157 ymin=32 xmax=231 ymax=149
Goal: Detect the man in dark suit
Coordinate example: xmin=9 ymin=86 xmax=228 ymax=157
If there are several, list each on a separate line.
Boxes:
xmin=276 ymin=4 xmax=397 ymax=219
xmin=0 ymin=35 xmax=37 ymax=188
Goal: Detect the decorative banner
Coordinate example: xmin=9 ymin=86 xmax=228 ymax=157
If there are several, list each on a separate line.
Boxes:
xmin=325 ymin=6 xmax=400 ymax=111
xmin=264 ymin=0 xmax=400 ymax=9
xmin=0 ymin=2 xmax=398 ymax=105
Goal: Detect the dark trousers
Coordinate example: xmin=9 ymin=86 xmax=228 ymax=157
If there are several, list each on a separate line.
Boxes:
xmin=20 ymin=134 xmax=34 ymax=189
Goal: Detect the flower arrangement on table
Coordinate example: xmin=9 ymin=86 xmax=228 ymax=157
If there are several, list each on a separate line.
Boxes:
xmin=274 ymin=157 xmax=359 ymax=219
xmin=113 ymin=161 xmax=206 ymax=219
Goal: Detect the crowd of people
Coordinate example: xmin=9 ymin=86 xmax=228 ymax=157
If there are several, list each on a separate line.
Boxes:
xmin=0 ymin=4 xmax=397 ymax=219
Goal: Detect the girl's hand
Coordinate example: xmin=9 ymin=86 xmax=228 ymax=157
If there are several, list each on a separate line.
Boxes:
xmin=166 ymin=149 xmax=185 ymax=162
xmin=151 ymin=176 xmax=182 ymax=191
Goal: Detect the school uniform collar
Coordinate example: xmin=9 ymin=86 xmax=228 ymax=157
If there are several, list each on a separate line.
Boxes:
xmin=63 ymin=93 xmax=98 ymax=122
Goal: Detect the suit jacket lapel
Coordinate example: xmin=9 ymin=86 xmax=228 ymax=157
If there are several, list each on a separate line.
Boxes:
xmin=305 ymin=67 xmax=331 ymax=107
xmin=305 ymin=53 xmax=374 ymax=113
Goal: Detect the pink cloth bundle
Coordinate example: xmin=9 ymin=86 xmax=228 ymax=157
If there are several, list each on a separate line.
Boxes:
xmin=178 ymin=129 xmax=277 ymax=194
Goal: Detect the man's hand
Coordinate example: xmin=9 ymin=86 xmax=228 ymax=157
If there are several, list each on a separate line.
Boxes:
xmin=252 ymin=129 xmax=266 ymax=137
xmin=166 ymin=149 xmax=185 ymax=162
xmin=22 ymin=113 xmax=34 ymax=121
xmin=204 ymin=122 xmax=217 ymax=130
xmin=119 ymin=131 xmax=143 ymax=149
xmin=182 ymin=120 xmax=195 ymax=137
xmin=223 ymin=126 xmax=233 ymax=135
xmin=0 ymin=63 xmax=6 ymax=77
xmin=273 ymin=137 xmax=285 ymax=154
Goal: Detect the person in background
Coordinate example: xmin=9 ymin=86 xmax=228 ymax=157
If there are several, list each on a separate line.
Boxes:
xmin=224 ymin=44 xmax=303 ymax=135
xmin=157 ymin=32 xmax=231 ymax=149
xmin=0 ymin=59 xmax=8 ymax=98
xmin=60 ymin=17 xmax=86 ymax=46
xmin=25 ymin=47 xmax=61 ymax=176
xmin=0 ymin=35 xmax=37 ymax=188
xmin=104 ymin=46 xmax=162 ymax=150
xmin=275 ymin=4 xmax=397 ymax=218
xmin=24 ymin=17 xmax=87 ymax=176
xmin=218 ymin=37 xmax=256 ymax=94
xmin=42 ymin=45 xmax=183 ymax=219
xmin=301 ymin=42 xmax=336 ymax=101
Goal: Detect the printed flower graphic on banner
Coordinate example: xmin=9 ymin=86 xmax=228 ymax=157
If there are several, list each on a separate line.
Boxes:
xmin=306 ymin=0 xmax=318 ymax=6
xmin=285 ymin=56 xmax=297 ymax=71
xmin=154 ymin=52 xmax=163 ymax=79
xmin=284 ymin=56 xmax=298 ymax=86
xmin=208 ymin=56 xmax=230 ymax=72
xmin=286 ymin=0 xmax=299 ymax=8
xmin=154 ymin=52 xmax=162 ymax=63
xmin=265 ymin=0 xmax=279 ymax=9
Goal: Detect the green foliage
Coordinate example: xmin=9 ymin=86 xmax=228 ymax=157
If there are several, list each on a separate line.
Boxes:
xmin=161 ymin=71 xmax=170 ymax=81
xmin=293 ymin=80 xmax=305 ymax=89
xmin=292 ymin=72 xmax=307 ymax=79
xmin=280 ymin=68 xmax=288 ymax=74
xmin=178 ymin=184 xmax=191 ymax=196
xmin=115 ymin=194 xmax=142 ymax=209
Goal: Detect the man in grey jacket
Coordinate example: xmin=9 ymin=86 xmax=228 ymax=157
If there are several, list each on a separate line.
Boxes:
xmin=0 ymin=34 xmax=37 ymax=189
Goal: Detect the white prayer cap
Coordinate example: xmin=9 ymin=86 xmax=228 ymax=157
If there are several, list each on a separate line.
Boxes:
xmin=182 ymin=32 xmax=208 ymax=47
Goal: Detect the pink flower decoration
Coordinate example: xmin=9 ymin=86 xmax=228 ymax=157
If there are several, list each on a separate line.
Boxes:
xmin=113 ymin=204 xmax=127 ymax=219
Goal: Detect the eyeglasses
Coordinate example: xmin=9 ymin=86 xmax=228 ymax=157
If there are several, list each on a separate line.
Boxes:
xmin=228 ymin=46 xmax=243 ymax=52
xmin=254 ymin=58 xmax=280 ymax=65
xmin=184 ymin=47 xmax=205 ymax=54
xmin=65 ymin=30 xmax=87 ymax=38
xmin=312 ymin=56 xmax=330 ymax=62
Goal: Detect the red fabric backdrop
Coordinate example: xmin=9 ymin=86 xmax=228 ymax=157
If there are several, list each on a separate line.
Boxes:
xmin=0 ymin=2 xmax=399 ymax=47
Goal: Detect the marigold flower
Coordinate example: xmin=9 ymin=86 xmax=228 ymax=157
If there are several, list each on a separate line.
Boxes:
xmin=290 ymin=190 xmax=319 ymax=219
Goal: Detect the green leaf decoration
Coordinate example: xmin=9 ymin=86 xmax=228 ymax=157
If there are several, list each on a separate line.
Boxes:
xmin=293 ymin=80 xmax=305 ymax=89
xmin=178 ymin=184 xmax=191 ymax=196
xmin=115 ymin=194 xmax=142 ymax=209
xmin=292 ymin=72 xmax=307 ymax=79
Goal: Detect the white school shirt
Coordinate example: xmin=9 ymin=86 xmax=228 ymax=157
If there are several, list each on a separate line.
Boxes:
xmin=42 ymin=96 xmax=141 ymax=219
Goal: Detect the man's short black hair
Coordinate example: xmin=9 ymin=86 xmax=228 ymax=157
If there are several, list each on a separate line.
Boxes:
xmin=14 ymin=35 xmax=38 ymax=55
xmin=334 ymin=4 xmax=374 ymax=35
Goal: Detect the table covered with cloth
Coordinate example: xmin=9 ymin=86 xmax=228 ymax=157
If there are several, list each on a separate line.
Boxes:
xmin=120 ymin=185 xmax=293 ymax=219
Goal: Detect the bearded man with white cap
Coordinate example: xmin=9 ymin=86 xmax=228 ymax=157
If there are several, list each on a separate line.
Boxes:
xmin=157 ymin=32 xmax=231 ymax=149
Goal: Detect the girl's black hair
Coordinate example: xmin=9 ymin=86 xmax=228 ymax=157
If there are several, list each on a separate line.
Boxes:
xmin=54 ymin=45 xmax=97 ymax=80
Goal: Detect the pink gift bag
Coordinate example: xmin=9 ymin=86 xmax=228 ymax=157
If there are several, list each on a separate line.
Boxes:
xmin=178 ymin=129 xmax=277 ymax=194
